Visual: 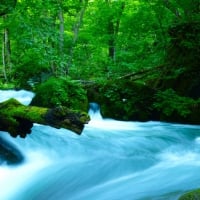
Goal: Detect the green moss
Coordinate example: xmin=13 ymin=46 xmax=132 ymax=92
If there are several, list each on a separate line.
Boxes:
xmin=79 ymin=113 xmax=90 ymax=124
xmin=178 ymin=189 xmax=200 ymax=200
xmin=0 ymin=98 xmax=89 ymax=136
xmin=0 ymin=98 xmax=48 ymax=124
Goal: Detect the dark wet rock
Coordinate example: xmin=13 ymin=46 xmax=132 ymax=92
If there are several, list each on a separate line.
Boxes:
xmin=0 ymin=136 xmax=24 ymax=165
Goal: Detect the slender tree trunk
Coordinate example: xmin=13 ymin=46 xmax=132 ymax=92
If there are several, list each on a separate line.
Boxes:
xmin=67 ymin=0 xmax=88 ymax=72
xmin=163 ymin=0 xmax=181 ymax=18
xmin=108 ymin=21 xmax=115 ymax=60
xmin=58 ymin=7 xmax=64 ymax=54
xmin=1 ymin=15 xmax=11 ymax=82
xmin=58 ymin=1 xmax=66 ymax=76
xmin=147 ymin=1 xmax=168 ymax=49
xmin=106 ymin=1 xmax=125 ymax=62
xmin=48 ymin=14 xmax=58 ymax=77
xmin=4 ymin=27 xmax=12 ymax=76
xmin=2 ymin=32 xmax=8 ymax=82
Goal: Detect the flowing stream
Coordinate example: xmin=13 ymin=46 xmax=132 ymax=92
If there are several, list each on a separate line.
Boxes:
xmin=0 ymin=90 xmax=200 ymax=200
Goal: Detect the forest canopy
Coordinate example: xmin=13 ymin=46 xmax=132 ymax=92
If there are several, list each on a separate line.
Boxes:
xmin=0 ymin=0 xmax=198 ymax=86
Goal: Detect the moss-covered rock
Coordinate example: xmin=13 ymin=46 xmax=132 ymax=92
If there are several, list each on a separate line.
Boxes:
xmin=178 ymin=189 xmax=200 ymax=200
xmin=0 ymin=98 xmax=90 ymax=137
xmin=31 ymin=77 xmax=88 ymax=112
xmin=86 ymin=79 xmax=156 ymax=121
xmin=100 ymin=80 xmax=156 ymax=121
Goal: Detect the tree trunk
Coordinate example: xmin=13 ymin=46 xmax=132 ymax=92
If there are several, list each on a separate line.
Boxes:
xmin=0 ymin=98 xmax=90 ymax=138
xmin=163 ymin=0 xmax=181 ymax=18
xmin=106 ymin=0 xmax=125 ymax=62
xmin=2 ymin=15 xmax=12 ymax=82
xmin=67 ymin=0 xmax=88 ymax=72
xmin=2 ymin=30 xmax=8 ymax=82
xmin=58 ymin=0 xmax=66 ymax=76
xmin=58 ymin=5 xmax=64 ymax=54
xmin=108 ymin=21 xmax=115 ymax=60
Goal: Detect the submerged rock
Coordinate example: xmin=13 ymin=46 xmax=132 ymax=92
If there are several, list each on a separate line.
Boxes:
xmin=0 ymin=136 xmax=24 ymax=165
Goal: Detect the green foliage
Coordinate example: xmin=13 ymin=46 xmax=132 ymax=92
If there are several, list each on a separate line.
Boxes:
xmin=0 ymin=0 xmax=179 ymax=82
xmin=167 ymin=21 xmax=200 ymax=71
xmin=154 ymin=89 xmax=200 ymax=117
xmin=0 ymin=0 xmax=16 ymax=16
xmin=31 ymin=77 xmax=88 ymax=111
xmin=99 ymin=80 xmax=155 ymax=121
xmin=0 ymin=0 xmax=199 ymax=126
xmin=13 ymin=50 xmax=50 ymax=88
xmin=0 ymin=82 xmax=15 ymax=89
xmin=66 ymin=0 xmax=170 ymax=80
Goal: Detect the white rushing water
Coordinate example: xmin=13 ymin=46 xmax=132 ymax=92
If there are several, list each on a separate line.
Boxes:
xmin=0 ymin=90 xmax=200 ymax=200
xmin=0 ymin=89 xmax=35 ymax=105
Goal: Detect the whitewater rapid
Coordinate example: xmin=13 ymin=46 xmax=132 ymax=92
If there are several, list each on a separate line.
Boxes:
xmin=0 ymin=90 xmax=200 ymax=200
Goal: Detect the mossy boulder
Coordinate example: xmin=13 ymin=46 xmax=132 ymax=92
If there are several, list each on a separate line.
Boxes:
xmin=178 ymin=189 xmax=200 ymax=200
xmin=86 ymin=79 xmax=156 ymax=121
xmin=31 ymin=77 xmax=88 ymax=112
xmin=100 ymin=80 xmax=155 ymax=121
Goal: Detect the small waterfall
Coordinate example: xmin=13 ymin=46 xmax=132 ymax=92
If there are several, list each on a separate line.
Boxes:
xmin=88 ymin=102 xmax=103 ymax=120
xmin=87 ymin=102 xmax=140 ymax=131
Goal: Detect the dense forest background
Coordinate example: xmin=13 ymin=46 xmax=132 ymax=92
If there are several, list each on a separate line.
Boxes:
xmin=0 ymin=0 xmax=199 ymax=124
xmin=0 ymin=0 xmax=198 ymax=84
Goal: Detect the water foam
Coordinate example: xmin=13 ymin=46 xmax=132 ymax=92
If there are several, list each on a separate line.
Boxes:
xmin=0 ymin=90 xmax=34 ymax=105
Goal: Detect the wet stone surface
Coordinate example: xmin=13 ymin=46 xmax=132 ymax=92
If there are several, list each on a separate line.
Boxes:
xmin=0 ymin=136 xmax=24 ymax=165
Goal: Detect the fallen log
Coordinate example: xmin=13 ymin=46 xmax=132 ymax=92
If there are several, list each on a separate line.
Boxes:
xmin=0 ymin=98 xmax=90 ymax=138
xmin=117 ymin=65 xmax=164 ymax=80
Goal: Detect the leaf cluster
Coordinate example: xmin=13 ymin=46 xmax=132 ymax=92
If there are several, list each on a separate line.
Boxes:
xmin=153 ymin=89 xmax=200 ymax=117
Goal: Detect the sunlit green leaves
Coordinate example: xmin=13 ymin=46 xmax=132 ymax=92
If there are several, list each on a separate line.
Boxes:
xmin=0 ymin=0 xmax=198 ymax=85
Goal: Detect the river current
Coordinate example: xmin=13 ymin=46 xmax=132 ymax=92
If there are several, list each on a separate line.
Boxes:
xmin=0 ymin=90 xmax=200 ymax=200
